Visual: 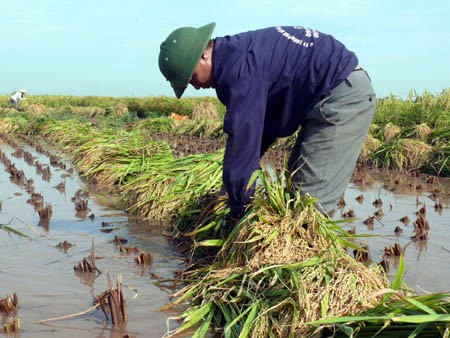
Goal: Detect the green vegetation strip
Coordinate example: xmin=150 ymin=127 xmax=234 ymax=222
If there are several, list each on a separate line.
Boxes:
xmin=1 ymin=89 xmax=449 ymax=174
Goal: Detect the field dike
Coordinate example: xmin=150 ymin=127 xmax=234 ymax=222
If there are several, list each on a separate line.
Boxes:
xmin=1 ymin=106 xmax=450 ymax=337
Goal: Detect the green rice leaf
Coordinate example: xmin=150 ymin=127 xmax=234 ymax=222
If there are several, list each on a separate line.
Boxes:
xmin=405 ymin=297 xmax=438 ymax=315
xmin=196 ymin=239 xmax=224 ymax=247
xmin=381 ymin=254 xmax=405 ymax=304
xmin=246 ymin=170 xmax=262 ymax=190
xmin=264 ymin=289 xmax=289 ymax=298
xmin=307 ymin=313 xmax=450 ymax=326
xmin=391 ymin=255 xmax=405 ymax=291
xmin=390 ymin=313 xmax=450 ymax=323
xmin=175 ymin=302 xmax=213 ymax=333
xmin=282 ymin=256 xmax=322 ymax=269
xmin=238 ymin=302 xmax=259 ymax=338
xmin=217 ymin=272 xmax=241 ymax=287
xmin=224 ymin=303 xmax=254 ymax=335
xmin=263 ymin=229 xmax=280 ymax=244
xmin=192 ymin=309 xmax=214 ymax=338
xmin=290 ymin=269 xmax=300 ymax=289
xmin=1 ymin=224 xmax=30 ymax=238
xmin=160 ymin=283 xmax=200 ymax=308
xmin=336 ymin=323 xmax=355 ymax=337
xmin=408 ymin=322 xmax=431 ymax=338
xmin=321 ymin=291 xmax=330 ymax=318
xmin=182 ymin=221 xmax=217 ymax=236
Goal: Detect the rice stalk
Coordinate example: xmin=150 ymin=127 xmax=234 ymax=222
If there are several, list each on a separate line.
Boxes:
xmin=70 ymin=131 xmax=172 ymax=186
xmin=373 ymin=138 xmax=434 ymax=171
xmin=192 ymin=101 xmax=220 ymax=121
xmin=383 ymin=122 xmax=402 ymax=141
xmin=0 ymin=117 xmax=29 ymax=134
xmin=399 ymin=139 xmax=434 ymax=170
xmin=359 ymin=134 xmax=382 ymax=163
xmin=165 ymin=165 xmax=450 ymax=337
xmin=0 ymin=224 xmax=30 ymax=238
xmin=427 ymin=143 xmax=450 ymax=176
xmin=414 ymin=123 xmax=433 ymax=141
xmin=308 ymin=291 xmax=450 ymax=337
xmin=123 ymin=151 xmax=223 ymax=219
xmin=164 ymin=168 xmax=394 ymax=338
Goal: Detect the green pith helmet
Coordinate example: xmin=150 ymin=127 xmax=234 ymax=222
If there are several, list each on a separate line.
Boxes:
xmin=159 ymin=22 xmax=216 ymax=98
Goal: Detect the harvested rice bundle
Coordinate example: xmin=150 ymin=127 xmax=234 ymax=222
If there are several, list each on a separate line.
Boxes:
xmin=192 ymin=101 xmax=220 ymax=121
xmin=412 ymin=122 xmax=433 ymax=141
xmin=359 ymin=133 xmax=382 ymax=163
xmin=113 ymin=103 xmax=129 ymax=117
xmin=39 ymin=119 xmax=98 ymax=146
xmin=72 ymin=134 xmax=172 ymax=186
xmin=0 ymin=117 xmax=28 ymax=134
xmin=399 ymin=138 xmax=434 ymax=169
xmin=67 ymin=106 xmax=106 ymax=117
xmin=383 ymin=122 xmax=402 ymax=141
xmin=124 ymin=151 xmax=223 ymax=219
xmin=20 ymin=102 xmax=51 ymax=116
xmin=374 ymin=138 xmax=434 ymax=171
xmin=164 ymin=169 xmax=393 ymax=337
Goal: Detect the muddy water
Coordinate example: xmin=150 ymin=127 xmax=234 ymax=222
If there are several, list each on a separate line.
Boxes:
xmin=338 ymin=167 xmax=450 ymax=293
xmin=0 ymin=139 xmax=183 ymax=338
xmin=1 ymin=137 xmax=449 ymax=338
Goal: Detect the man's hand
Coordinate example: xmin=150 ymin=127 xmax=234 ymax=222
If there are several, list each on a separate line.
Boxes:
xmin=229 ymin=203 xmax=251 ymax=226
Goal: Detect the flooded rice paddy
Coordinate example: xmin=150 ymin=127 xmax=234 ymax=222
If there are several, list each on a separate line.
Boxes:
xmin=0 ymin=136 xmax=449 ymax=337
xmin=0 ymin=138 xmax=183 ymax=338
xmin=340 ymin=166 xmax=450 ymax=294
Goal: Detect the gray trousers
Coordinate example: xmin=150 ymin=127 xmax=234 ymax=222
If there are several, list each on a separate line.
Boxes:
xmin=288 ymin=69 xmax=376 ymax=215
xmin=8 ymin=99 xmax=19 ymax=109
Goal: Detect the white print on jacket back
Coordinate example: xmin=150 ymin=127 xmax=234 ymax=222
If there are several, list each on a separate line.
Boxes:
xmin=275 ymin=26 xmax=319 ymax=48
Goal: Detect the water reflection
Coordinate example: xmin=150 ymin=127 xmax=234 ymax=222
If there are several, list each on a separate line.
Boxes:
xmin=0 ymin=139 xmax=181 ymax=338
xmin=339 ymin=166 xmax=450 ymax=293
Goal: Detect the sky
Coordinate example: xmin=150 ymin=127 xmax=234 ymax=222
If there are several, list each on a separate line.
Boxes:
xmin=1 ymin=0 xmax=449 ymax=99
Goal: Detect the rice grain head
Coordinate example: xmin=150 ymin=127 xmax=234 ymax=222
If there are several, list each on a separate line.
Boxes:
xmin=21 ymin=102 xmax=50 ymax=116
xmin=215 ymin=192 xmax=391 ymax=334
xmin=0 ymin=117 xmax=26 ymax=133
xmin=68 ymin=106 xmax=106 ymax=117
xmin=368 ymin=123 xmax=380 ymax=135
xmin=0 ymin=119 xmax=15 ymax=133
xmin=400 ymin=138 xmax=434 ymax=169
xmin=414 ymin=123 xmax=432 ymax=141
xmin=114 ymin=103 xmax=129 ymax=117
xmin=383 ymin=122 xmax=402 ymax=141
xmin=192 ymin=101 xmax=219 ymax=121
xmin=359 ymin=134 xmax=382 ymax=163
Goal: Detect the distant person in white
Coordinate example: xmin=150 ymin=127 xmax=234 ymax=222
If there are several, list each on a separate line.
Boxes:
xmin=8 ymin=89 xmax=27 ymax=109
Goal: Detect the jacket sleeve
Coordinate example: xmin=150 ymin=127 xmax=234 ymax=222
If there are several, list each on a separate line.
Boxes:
xmin=222 ymin=77 xmax=269 ymax=217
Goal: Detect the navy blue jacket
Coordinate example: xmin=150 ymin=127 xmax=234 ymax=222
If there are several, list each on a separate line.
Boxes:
xmin=212 ymin=26 xmax=358 ymax=217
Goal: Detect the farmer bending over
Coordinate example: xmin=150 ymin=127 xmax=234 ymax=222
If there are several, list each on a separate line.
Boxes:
xmin=8 ymin=89 xmax=27 ymax=109
xmin=158 ymin=23 xmax=376 ymax=218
